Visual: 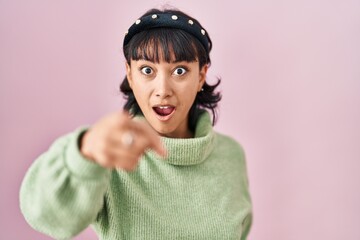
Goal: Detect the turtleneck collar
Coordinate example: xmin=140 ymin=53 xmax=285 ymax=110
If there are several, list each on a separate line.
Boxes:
xmin=135 ymin=111 xmax=215 ymax=166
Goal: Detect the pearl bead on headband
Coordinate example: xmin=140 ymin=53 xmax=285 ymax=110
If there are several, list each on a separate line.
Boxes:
xmin=123 ymin=13 xmax=210 ymax=53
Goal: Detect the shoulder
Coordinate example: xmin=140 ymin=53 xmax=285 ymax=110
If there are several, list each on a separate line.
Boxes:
xmin=209 ymin=132 xmax=250 ymax=181
xmin=213 ymin=131 xmax=246 ymax=159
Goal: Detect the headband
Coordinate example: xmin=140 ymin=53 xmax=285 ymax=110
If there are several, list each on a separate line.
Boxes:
xmin=123 ymin=13 xmax=210 ymax=53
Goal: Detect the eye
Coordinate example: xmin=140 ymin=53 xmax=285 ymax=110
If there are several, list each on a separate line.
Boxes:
xmin=141 ymin=66 xmax=153 ymax=75
xmin=173 ymin=67 xmax=187 ymax=76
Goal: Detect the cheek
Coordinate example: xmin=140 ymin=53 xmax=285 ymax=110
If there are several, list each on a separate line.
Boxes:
xmin=133 ymin=86 xmax=148 ymax=102
xmin=131 ymin=82 xmax=149 ymax=104
xmin=178 ymin=83 xmax=198 ymax=105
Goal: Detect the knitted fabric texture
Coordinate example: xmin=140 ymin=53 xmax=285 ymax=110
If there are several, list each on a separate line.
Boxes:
xmin=20 ymin=112 xmax=252 ymax=240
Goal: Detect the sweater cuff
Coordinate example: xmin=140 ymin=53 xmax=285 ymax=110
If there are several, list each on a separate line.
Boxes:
xmin=65 ymin=127 xmax=110 ymax=179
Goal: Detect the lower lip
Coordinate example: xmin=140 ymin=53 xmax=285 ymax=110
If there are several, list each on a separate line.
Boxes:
xmin=153 ymin=108 xmax=176 ymax=122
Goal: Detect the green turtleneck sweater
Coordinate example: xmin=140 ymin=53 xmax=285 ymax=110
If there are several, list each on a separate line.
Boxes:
xmin=20 ymin=112 xmax=252 ymax=240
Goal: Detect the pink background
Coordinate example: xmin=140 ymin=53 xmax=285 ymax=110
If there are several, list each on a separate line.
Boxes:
xmin=1 ymin=1 xmax=359 ymax=239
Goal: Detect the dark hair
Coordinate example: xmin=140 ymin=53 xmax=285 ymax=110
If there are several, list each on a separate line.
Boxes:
xmin=120 ymin=8 xmax=221 ymax=132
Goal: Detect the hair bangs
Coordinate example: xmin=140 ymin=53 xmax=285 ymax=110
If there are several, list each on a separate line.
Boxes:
xmin=126 ymin=28 xmax=202 ymax=64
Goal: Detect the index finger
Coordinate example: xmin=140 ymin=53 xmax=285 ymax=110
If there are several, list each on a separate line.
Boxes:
xmin=129 ymin=120 xmax=167 ymax=157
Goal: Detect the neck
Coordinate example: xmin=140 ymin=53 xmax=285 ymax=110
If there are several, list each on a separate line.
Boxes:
xmin=159 ymin=129 xmax=194 ymax=139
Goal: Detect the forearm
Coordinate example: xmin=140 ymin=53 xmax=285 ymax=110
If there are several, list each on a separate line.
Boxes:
xmin=20 ymin=127 xmax=111 ymax=240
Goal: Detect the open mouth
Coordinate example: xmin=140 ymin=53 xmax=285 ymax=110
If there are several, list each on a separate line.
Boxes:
xmin=152 ymin=105 xmax=176 ymax=121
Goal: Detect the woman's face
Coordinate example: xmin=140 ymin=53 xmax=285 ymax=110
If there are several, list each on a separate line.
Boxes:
xmin=126 ymin=58 xmax=207 ymax=138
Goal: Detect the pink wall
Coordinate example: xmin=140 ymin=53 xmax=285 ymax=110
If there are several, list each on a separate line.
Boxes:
xmin=1 ymin=1 xmax=359 ymax=239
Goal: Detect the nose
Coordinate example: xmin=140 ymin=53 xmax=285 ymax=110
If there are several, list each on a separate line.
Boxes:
xmin=154 ymin=74 xmax=173 ymax=98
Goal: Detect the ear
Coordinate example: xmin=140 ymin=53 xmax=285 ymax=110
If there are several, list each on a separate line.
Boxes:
xmin=125 ymin=62 xmax=133 ymax=89
xmin=198 ymin=64 xmax=208 ymax=91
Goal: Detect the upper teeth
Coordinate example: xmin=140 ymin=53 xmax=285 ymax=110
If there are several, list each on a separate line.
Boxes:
xmin=158 ymin=106 xmax=171 ymax=109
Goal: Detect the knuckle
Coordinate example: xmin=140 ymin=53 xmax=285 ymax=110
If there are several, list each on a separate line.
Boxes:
xmin=116 ymin=160 xmax=137 ymax=171
xmin=117 ymin=112 xmax=129 ymax=125
xmin=130 ymin=147 xmax=143 ymax=157
xmin=96 ymin=155 xmax=113 ymax=168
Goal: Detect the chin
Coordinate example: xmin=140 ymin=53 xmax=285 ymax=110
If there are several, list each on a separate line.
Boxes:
xmin=152 ymin=125 xmax=176 ymax=137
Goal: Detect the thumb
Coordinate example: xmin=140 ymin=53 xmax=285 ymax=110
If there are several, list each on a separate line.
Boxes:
xmin=150 ymin=135 xmax=167 ymax=158
xmin=130 ymin=119 xmax=167 ymax=157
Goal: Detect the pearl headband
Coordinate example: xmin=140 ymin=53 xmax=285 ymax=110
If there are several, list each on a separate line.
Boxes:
xmin=123 ymin=13 xmax=210 ymax=53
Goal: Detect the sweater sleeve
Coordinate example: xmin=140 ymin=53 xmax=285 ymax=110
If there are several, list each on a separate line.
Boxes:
xmin=241 ymin=213 xmax=253 ymax=240
xmin=19 ymin=127 xmax=111 ymax=240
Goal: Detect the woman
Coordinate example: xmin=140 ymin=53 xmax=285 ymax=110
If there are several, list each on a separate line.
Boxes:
xmin=20 ymin=7 xmax=252 ymax=240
